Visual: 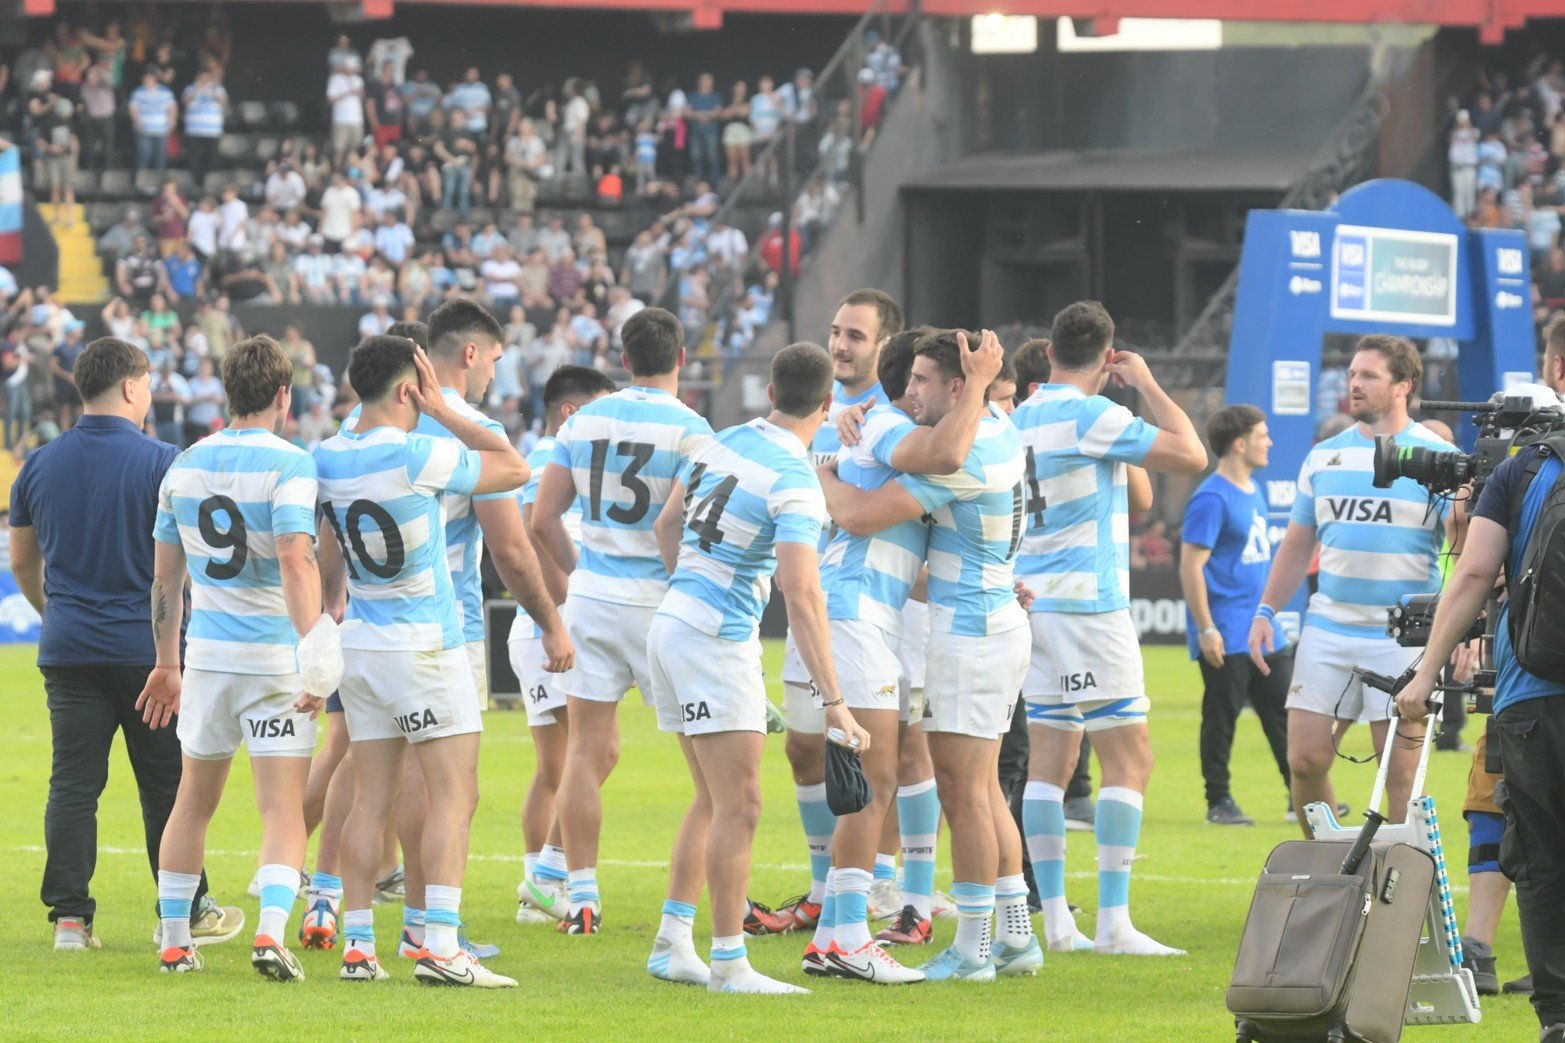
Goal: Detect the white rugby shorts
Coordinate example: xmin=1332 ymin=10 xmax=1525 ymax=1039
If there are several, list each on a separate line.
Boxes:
xmin=922 ymin=623 xmax=1029 ymax=740
xmin=177 ymin=669 xmax=317 ymax=759
xmin=508 ymin=625 xmax=566 ymax=727
xmin=466 ymin=639 xmax=490 ymax=711
xmin=1286 ymin=624 xmax=1418 ymax=723
xmin=554 ymin=595 xmax=655 ymax=705
xmin=1023 ymin=609 xmax=1149 ymax=732
xmin=782 ymin=629 xmax=824 ymax=734
xmin=647 ymin=614 xmax=767 ymax=737
xmin=338 ymin=646 xmax=482 ymax=744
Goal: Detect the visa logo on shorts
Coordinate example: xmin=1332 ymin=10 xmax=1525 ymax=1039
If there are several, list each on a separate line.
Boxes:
xmin=528 ymin=685 xmax=548 ymax=704
xmin=682 ymin=701 xmax=712 ymax=722
xmin=395 ymin=708 xmax=440 ymax=734
xmin=247 ymin=716 xmax=296 ymax=739
xmin=1322 ymin=497 xmax=1393 ymax=523
xmin=1060 ymin=672 xmax=1098 ymax=692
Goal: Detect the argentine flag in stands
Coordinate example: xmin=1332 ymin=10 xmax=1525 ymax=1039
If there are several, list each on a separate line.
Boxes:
xmin=153 ymin=428 xmax=318 ymax=674
xmin=314 ymin=424 xmax=480 ymax=653
xmin=515 ymin=434 xmax=581 ymax=639
xmin=0 ymin=145 xmax=21 ymax=265
xmin=658 ymin=418 xmax=826 ymax=641
xmin=1291 ymin=421 xmax=1454 ymax=637
xmin=1011 ymin=384 xmax=1159 ymax=614
xmin=548 ymin=386 xmax=712 ymax=607
xmin=820 ymin=405 xmax=928 ymax=638
xmin=894 ymin=405 xmax=1028 ymax=637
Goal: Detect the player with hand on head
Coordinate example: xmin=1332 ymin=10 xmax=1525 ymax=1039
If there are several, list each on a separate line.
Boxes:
xmin=803 ymin=327 xmax=1003 ymax=981
xmin=774 ymin=288 xmax=903 ymax=936
xmin=818 ymin=328 xmax=1031 ymax=983
xmin=316 ymin=335 xmax=527 ymax=987
xmin=510 ymin=364 xmax=618 ymax=924
xmin=531 ymin=307 xmax=713 ymax=935
xmin=139 ymin=335 xmax=339 ymax=979
xmin=1250 ymin=335 xmax=1459 ymax=837
xmin=1011 ymin=301 xmax=1206 ymax=957
xmin=646 ymin=341 xmax=870 ymax=994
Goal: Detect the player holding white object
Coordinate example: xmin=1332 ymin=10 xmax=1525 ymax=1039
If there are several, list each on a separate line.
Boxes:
xmin=510 ymin=365 xmax=617 ymax=924
xmin=818 ymin=329 xmax=1031 ymax=983
xmin=646 ymin=342 xmax=871 ymax=994
xmin=532 ymin=307 xmax=713 ymax=935
xmin=1011 ymin=301 xmax=1206 ymax=957
xmin=316 ymin=336 xmax=527 ymax=987
xmin=139 ymin=336 xmax=339 ymax=980
xmin=775 ymin=288 xmax=902 ymax=936
xmin=1250 ymin=335 xmax=1457 ymax=836
xmin=802 ymin=328 xmax=1003 ymax=983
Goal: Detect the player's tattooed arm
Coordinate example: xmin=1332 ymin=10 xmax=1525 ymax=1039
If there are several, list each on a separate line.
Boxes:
xmin=277 ymin=532 xmax=326 ymax=638
xmin=137 ymin=542 xmax=188 ymax=729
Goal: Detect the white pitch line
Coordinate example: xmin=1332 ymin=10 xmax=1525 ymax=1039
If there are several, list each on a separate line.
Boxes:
xmin=2 ymin=846 xmax=1469 ymax=893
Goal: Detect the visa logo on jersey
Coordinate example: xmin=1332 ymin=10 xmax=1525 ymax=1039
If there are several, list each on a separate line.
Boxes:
xmin=1060 ymin=672 xmax=1098 ymax=693
xmin=1321 ymin=497 xmax=1394 ymax=523
xmin=1289 ymin=230 xmax=1321 ymax=259
xmin=247 ymin=716 xmax=297 ymax=739
xmin=395 ymin=708 xmax=441 ymax=734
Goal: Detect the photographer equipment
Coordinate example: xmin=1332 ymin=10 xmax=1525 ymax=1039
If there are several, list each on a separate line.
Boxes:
xmin=1504 ymin=430 xmax=1565 ymax=682
xmin=1371 ymin=387 xmax=1565 ymax=496
xmin=1386 ymin=593 xmax=1495 ymax=716
xmin=1228 ymin=672 xmax=1480 ymax=1041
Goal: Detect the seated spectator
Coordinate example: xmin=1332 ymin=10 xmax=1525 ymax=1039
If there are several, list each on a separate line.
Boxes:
xmin=265 ymin=161 xmax=308 ymax=214
xmin=217 ymin=183 xmax=250 ymax=257
xmin=293 ymin=235 xmax=335 ymax=303
xmin=793 ymin=174 xmax=841 ymax=248
xmin=571 ymin=302 xmax=608 ymax=360
xmin=473 ymin=221 xmax=506 ymax=260
xmin=99 ymin=209 xmax=151 ymax=263
xmin=549 ymin=248 xmax=585 ymax=305
xmin=276 ymin=209 xmax=312 ymax=252
xmin=248 ymin=205 xmax=282 ymax=258
xmin=707 ymin=217 xmax=748 ymax=270
xmin=537 ymin=215 xmax=572 ymax=261
xmin=605 ymin=285 xmax=645 ymax=349
xmin=668 ymin=180 xmax=720 ymax=223
xmin=374 ymin=210 xmax=416 ymax=267
xmin=817 ymin=116 xmax=853 ymax=184
xmin=116 ymin=235 xmax=170 ymax=305
xmin=574 ymin=213 xmax=607 ymax=258
xmin=365 ymin=177 xmax=408 ymax=221
xmin=142 ymin=293 xmax=181 ymax=343
xmin=518 ymin=247 xmax=553 ymax=309
xmin=185 ymin=356 xmax=226 ymax=442
xmin=100 ymin=297 xmax=137 ymax=341
xmin=504 ymin=118 xmax=551 ymax=212
xmin=261 ymin=241 xmax=296 ymax=303
xmin=398 ymin=250 xmax=436 ymax=308
xmin=401 ymin=67 xmax=443 ymax=136
xmin=332 ymin=244 xmax=367 ymax=305
xmin=359 ymin=297 xmax=394 ymax=338
xmin=164 ymin=241 xmax=206 ymax=301
xmin=481 ymin=243 xmax=524 ymax=308
xmin=445 ymin=66 xmax=492 ymax=137
xmin=620 ymin=229 xmax=668 ymax=303
xmin=319 ymin=171 xmax=362 ymax=252
xmin=509 ymin=213 xmax=541 ymax=255
xmin=363 ymin=256 xmax=397 ymax=303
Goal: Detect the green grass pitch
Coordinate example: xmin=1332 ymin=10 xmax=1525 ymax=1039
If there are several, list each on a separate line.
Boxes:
xmin=0 ymin=643 xmax=1533 ymax=1040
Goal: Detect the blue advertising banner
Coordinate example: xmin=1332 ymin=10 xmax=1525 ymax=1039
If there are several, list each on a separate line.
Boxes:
xmin=0 ymin=528 xmax=41 ymax=643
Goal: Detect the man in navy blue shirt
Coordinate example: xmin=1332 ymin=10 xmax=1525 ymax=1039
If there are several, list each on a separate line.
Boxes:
xmin=1398 ymin=355 xmax=1565 ymax=1039
xmin=1179 ymin=404 xmax=1290 ymax=827
xmin=10 ymin=337 xmax=237 ymax=951
xmin=686 ymin=72 xmax=723 ymax=187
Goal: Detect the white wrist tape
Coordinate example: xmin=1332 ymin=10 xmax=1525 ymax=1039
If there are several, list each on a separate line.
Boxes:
xmin=298 ymin=614 xmax=346 ymax=696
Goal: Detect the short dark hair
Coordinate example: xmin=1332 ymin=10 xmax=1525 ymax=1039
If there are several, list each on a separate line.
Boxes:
xmin=427 ymin=298 xmax=501 ymax=359
xmin=386 ymin=319 xmax=428 ymax=349
xmin=222 ymin=335 xmax=293 ymax=417
xmin=913 ymin=328 xmax=982 ymax=383
xmin=772 ymin=342 xmax=834 ymax=418
xmin=1354 ymin=333 xmax=1422 ymax=389
xmin=621 ymin=307 xmax=683 ymax=377
xmin=877 ymin=324 xmax=933 ymax=401
xmin=1012 ymin=338 xmax=1051 ymax=397
xmin=1050 ymin=301 xmax=1114 ymax=370
xmin=838 ymin=288 xmax=904 ymax=343
xmin=74 ymin=337 xmax=149 ymax=402
xmin=347 ymin=335 xmax=418 ymax=404
xmin=1207 ymin=403 xmax=1266 ymax=459
xmin=1546 ymin=315 xmax=1565 ymax=365
xmin=543 ymin=364 xmax=616 ymax=414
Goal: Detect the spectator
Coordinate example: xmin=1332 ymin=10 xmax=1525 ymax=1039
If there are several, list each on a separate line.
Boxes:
xmin=435 ymin=112 xmax=479 ymax=217
xmin=163 ymin=242 xmax=205 ymax=301
xmin=481 ymin=242 xmax=524 ymax=308
xmin=778 ymin=67 xmax=817 ymax=131
xmin=3 ymin=333 xmax=32 ymax=449
xmin=865 ymin=28 xmax=907 ymax=93
xmin=181 ymin=67 xmax=228 ymax=188
xmin=398 ymin=250 xmax=437 ymax=308
xmin=473 ymin=220 xmax=505 ymax=260
xmin=559 ymin=78 xmax=591 ymax=176
xmin=46 ymin=25 xmax=89 ymax=101
xmin=36 ymin=94 xmax=78 ymax=225
xmin=374 ymin=209 xmax=415 ymax=267
xmin=358 ymin=297 xmax=394 ymax=338
xmin=503 ymin=118 xmax=550 ymax=212
xmin=100 ymin=298 xmax=137 ymax=342
xmin=687 ymin=72 xmax=723 ymax=184
xmin=78 ymin=62 xmax=116 ymax=177
xmin=276 ymin=208 xmax=312 ymax=253
xmin=148 ymin=355 xmax=190 ymax=446
xmin=793 ymin=173 xmax=840 ymax=247
xmin=216 ymin=183 xmax=249 ymax=258
xmin=606 ymin=284 xmax=645 ymax=349
xmin=445 ymin=66 xmax=492 ymax=137
xmin=574 ymin=213 xmax=607 ymax=258
xmin=518 ymin=247 xmax=553 ymax=309
xmin=364 ymin=175 xmax=408 ymax=222
xmin=750 ymin=75 xmax=782 ymax=185
xmin=817 ymin=115 xmax=853 ymax=184
xmin=722 ymin=80 xmax=754 ymax=183
xmin=129 ymin=68 xmax=177 ymax=173
xmin=367 ymin=61 xmax=404 ymax=148
xmin=141 ymin=293 xmax=180 ymax=344
xmin=492 ymin=71 xmax=524 ymax=142
xmin=757 ymin=211 xmax=801 ymax=276
xmin=50 ymin=320 xmax=87 ymax=429
xmin=184 ymin=355 xmax=225 ymax=442
xmin=332 ymin=245 xmax=367 ymax=305
xmin=858 ymin=67 xmax=888 ymax=145
xmin=327 ymin=55 xmax=366 ymax=164
xmin=571 ymin=302 xmax=608 ymax=362
xmin=328 ymin=33 xmax=360 ymax=75
xmin=263 ymin=161 xmax=307 ymax=214
xmin=149 ymin=180 xmax=189 ymax=257
xmin=297 ymin=399 xmax=336 ymax=448
xmin=528 ymin=310 xmax=573 ymax=416
xmin=186 ymin=196 xmax=220 ymax=262
xmin=707 ymin=216 xmax=748 ymax=270
xmin=196 ymin=295 xmax=241 ymax=362
xmin=116 ymin=235 xmax=169 ymax=306
xmin=549 ymin=247 xmax=585 ymax=304
xmin=401 ymin=67 xmax=442 ymax=137
xmin=259 ymin=241 xmax=295 ymax=303
xmin=634 ymin=117 xmax=659 ymax=196
xmin=318 ymin=171 xmax=361 ymax=251
xmin=620 ymin=229 xmax=668 ymax=302
xmin=537 ymin=215 xmax=572 ymax=261
xmin=1450 ymin=109 xmax=1480 ymax=219
xmin=658 ymin=76 xmax=690 ymax=184
xmin=509 ymin=213 xmax=541 ymax=256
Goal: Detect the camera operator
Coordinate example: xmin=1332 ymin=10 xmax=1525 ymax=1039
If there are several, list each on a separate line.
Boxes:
xmin=1397 ymin=330 xmax=1565 ymax=1040
xmin=1249 ymin=335 xmax=1461 ymax=837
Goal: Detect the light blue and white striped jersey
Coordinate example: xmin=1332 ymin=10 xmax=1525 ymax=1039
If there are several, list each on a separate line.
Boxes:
xmin=130 ymin=85 xmax=176 ymax=135
xmin=820 ymin=405 xmax=928 ymax=636
xmin=1011 ymin=384 xmax=1160 ymax=614
xmin=809 ymin=381 xmax=884 ymax=552
xmin=515 ymin=435 xmax=581 ymax=640
xmin=153 ymin=428 xmax=318 ymax=675
xmin=895 ymin=406 xmax=1028 ymax=637
xmin=547 ymin=386 xmax=713 ymax=607
xmin=344 ymin=387 xmax=516 ymax=645
xmin=181 ymin=84 xmax=227 ymax=138
xmin=314 ymin=425 xmax=481 ymax=652
xmin=1291 ymin=422 xmax=1455 ymax=637
xmin=659 ymin=419 xmax=826 ymax=641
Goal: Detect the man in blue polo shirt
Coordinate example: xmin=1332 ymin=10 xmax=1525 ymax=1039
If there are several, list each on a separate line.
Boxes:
xmin=9 ymin=337 xmax=240 ymax=951
xmin=1179 ymin=404 xmax=1290 ymax=827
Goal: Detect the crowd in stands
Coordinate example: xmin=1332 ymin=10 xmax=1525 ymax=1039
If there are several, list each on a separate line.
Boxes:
xmin=0 ymin=11 xmax=912 ymax=452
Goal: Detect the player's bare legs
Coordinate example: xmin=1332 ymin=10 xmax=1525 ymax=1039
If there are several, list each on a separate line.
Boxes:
xmin=555 ymin=696 xmax=621 ymax=921
xmin=648 ymin=735 xmax=713 ymax=985
xmin=396 ymin=753 xmax=427 ymax=952
xmin=304 ymin=717 xmax=350 ymax=837
xmin=1287 ymin=709 xmax=1344 ymax=837
xmin=337 ymin=737 xmax=404 ymax=974
xmin=926 ymin=732 xmax=1000 ymax=974
xmin=781 ymin=709 xmax=830 ymax=928
xmin=518 ymin=708 xmax=571 ymax=920
xmin=1025 ymin=723 xmax=1089 ymax=950
xmin=823 ymin=707 xmax=902 ymax=966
